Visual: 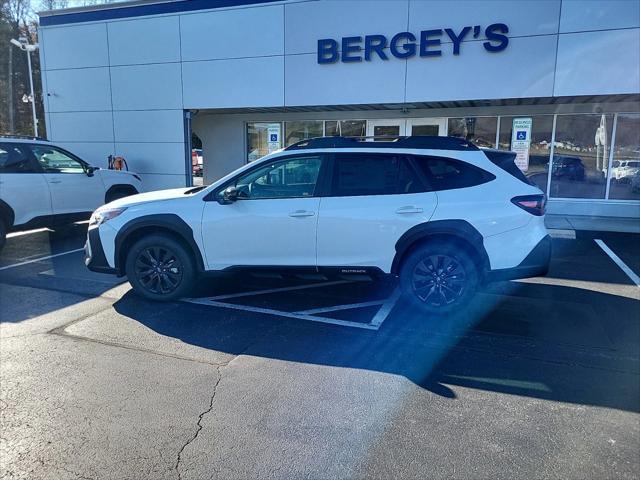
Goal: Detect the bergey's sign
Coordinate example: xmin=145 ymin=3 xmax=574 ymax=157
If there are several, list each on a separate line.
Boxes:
xmin=317 ymin=23 xmax=509 ymax=64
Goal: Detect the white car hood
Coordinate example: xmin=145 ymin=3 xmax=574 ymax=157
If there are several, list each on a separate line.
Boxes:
xmin=104 ymin=187 xmax=195 ymax=208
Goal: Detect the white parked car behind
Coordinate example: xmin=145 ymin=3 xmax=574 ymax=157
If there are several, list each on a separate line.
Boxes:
xmin=612 ymin=160 xmax=640 ymax=182
xmin=85 ymin=136 xmax=551 ymax=315
xmin=0 ymin=137 xmax=142 ymax=250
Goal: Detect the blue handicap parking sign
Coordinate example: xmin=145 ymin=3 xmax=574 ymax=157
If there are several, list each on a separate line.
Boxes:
xmin=270 ymin=134 xmax=278 ymax=142
xmin=516 ymin=131 xmax=527 ymax=140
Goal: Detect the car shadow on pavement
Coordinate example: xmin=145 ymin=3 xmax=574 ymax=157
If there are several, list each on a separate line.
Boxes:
xmin=113 ymin=277 xmax=640 ymax=414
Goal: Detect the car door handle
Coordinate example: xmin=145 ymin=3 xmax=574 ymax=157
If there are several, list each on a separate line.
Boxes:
xmin=289 ymin=210 xmax=315 ymax=217
xmin=396 ymin=206 xmax=423 ymax=214
xmin=48 ymin=179 xmax=62 ymax=184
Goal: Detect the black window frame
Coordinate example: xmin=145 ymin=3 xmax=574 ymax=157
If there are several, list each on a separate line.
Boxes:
xmin=205 ymin=153 xmax=330 ymax=202
xmin=0 ymin=142 xmax=44 ymax=174
xmin=409 ymin=154 xmax=496 ymax=192
xmin=28 ymin=143 xmax=90 ymax=174
xmin=325 ymin=152 xmax=431 ymax=198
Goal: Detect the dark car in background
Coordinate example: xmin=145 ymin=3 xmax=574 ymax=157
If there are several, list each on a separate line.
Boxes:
xmin=552 ymin=155 xmax=586 ymax=181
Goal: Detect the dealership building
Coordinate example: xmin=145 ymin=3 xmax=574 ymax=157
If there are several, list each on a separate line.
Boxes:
xmin=37 ymin=0 xmax=640 ymax=221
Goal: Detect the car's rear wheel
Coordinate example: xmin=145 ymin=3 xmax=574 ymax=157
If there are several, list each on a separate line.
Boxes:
xmin=399 ymin=241 xmax=479 ymax=316
xmin=125 ymin=234 xmax=195 ymax=301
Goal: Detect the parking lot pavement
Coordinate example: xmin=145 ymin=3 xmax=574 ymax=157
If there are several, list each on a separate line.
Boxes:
xmin=1 ymin=228 xmax=639 ymax=479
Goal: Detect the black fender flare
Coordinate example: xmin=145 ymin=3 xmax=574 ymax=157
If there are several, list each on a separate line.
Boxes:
xmin=390 ymin=219 xmax=490 ymax=275
xmin=105 ymin=184 xmax=139 ymax=203
xmin=114 ymin=214 xmax=205 ymax=274
xmin=0 ymin=199 xmax=15 ymax=228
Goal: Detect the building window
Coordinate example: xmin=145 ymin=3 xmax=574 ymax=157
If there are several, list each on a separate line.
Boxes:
xmin=448 ymin=117 xmax=497 ymax=148
xmin=284 ymin=121 xmax=324 ymax=147
xmin=549 ymin=114 xmax=613 ymax=199
xmin=247 ymin=122 xmax=282 ymax=162
xmin=325 ymin=120 xmax=366 ymax=137
xmin=498 ymin=115 xmax=553 ymax=194
xmin=608 ymin=114 xmax=640 ymax=201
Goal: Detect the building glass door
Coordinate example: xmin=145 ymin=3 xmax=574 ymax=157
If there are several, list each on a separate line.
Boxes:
xmin=366 ymin=119 xmax=405 ymax=140
xmin=366 ymin=118 xmax=447 ymax=139
xmin=407 ymin=118 xmax=447 ymax=136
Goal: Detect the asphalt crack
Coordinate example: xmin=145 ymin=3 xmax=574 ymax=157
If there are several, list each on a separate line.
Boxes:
xmin=174 ymin=367 xmax=223 ymax=480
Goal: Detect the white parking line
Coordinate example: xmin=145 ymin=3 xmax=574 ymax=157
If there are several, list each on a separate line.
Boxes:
xmin=0 ymin=248 xmax=84 ymax=271
xmin=184 ymin=297 xmax=380 ymax=330
xmin=205 ymin=280 xmax=349 ymax=301
xmin=595 ymin=239 xmax=640 ymax=287
xmin=183 ymin=281 xmax=400 ymax=330
xmin=6 ymin=228 xmax=51 ymax=238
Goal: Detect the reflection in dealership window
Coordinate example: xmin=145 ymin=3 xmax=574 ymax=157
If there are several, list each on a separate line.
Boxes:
xmin=549 ymin=114 xmax=613 ymax=199
xmin=498 ymin=115 xmax=553 ymax=193
xmin=285 ymin=121 xmax=324 ymax=147
xmin=609 ymin=114 xmax=640 ymax=200
xmin=448 ymin=117 xmax=497 ymax=148
xmin=247 ymin=122 xmax=282 ymax=162
xmin=325 ymin=120 xmax=366 ymax=137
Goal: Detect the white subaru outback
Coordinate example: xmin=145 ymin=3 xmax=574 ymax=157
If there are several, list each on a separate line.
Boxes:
xmin=0 ymin=137 xmax=142 ymax=249
xmin=85 ymin=136 xmax=551 ymax=314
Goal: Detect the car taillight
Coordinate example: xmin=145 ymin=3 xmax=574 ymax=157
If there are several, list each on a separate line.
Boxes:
xmin=511 ymin=194 xmax=546 ymax=216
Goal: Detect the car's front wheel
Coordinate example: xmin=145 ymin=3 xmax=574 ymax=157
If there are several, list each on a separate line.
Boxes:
xmin=125 ymin=234 xmax=195 ymax=301
xmin=399 ymin=241 xmax=479 ymax=316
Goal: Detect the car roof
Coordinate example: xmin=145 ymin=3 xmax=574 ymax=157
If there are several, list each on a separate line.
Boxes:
xmin=0 ymin=136 xmax=50 ymax=144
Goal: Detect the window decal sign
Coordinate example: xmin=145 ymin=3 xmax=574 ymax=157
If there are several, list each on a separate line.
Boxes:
xmin=317 ymin=23 xmax=509 ymax=64
xmin=511 ymin=118 xmax=533 ymax=172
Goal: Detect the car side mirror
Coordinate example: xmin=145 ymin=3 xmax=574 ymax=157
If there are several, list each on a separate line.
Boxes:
xmin=220 ymin=186 xmax=239 ymax=204
xmin=86 ymin=166 xmax=96 ymax=177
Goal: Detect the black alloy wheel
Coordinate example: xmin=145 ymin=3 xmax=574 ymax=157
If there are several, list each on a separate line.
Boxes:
xmin=399 ymin=240 xmax=479 ymax=315
xmin=134 ymin=246 xmax=183 ymax=295
xmin=411 ymin=254 xmax=467 ymax=307
xmin=125 ymin=234 xmax=196 ymax=301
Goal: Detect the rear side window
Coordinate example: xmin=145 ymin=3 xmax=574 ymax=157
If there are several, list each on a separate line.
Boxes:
xmin=483 ymin=150 xmax=534 ymax=186
xmin=331 ymin=153 xmax=426 ymax=196
xmin=0 ymin=143 xmax=39 ymax=174
xmin=412 ymin=155 xmax=495 ymax=191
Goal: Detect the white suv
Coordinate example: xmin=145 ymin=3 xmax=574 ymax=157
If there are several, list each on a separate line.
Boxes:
xmin=0 ymin=137 xmax=142 ymax=249
xmin=85 ymin=136 xmax=550 ymax=314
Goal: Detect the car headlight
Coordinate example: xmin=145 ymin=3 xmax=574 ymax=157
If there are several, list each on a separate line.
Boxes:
xmin=89 ymin=207 xmax=127 ymax=227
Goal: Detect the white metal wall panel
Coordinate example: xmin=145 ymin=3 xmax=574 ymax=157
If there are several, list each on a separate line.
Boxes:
xmin=182 ymin=56 xmax=284 ymax=108
xmin=284 ymin=0 xmax=409 ymax=55
xmin=56 ymin=142 xmax=115 ymax=169
xmin=554 ymin=28 xmax=640 ymax=96
xmin=41 ymin=23 xmax=109 ymax=69
xmin=113 ymin=142 xmax=185 ymax=175
xmin=113 ymin=110 xmax=184 ymax=143
xmin=46 ymin=67 xmax=112 ymax=112
xmin=110 ymin=63 xmax=183 ymax=110
xmin=180 ymin=4 xmax=284 ymax=61
xmin=108 ymin=16 xmax=181 ymax=65
xmin=406 ymin=35 xmax=557 ymax=102
xmin=409 ymin=0 xmax=560 ymax=37
xmin=135 ymin=173 xmax=187 ymax=191
xmin=560 ymin=0 xmax=640 ymax=32
xmin=48 ymin=111 xmax=114 ymax=142
xmin=285 ymin=53 xmax=406 ymax=106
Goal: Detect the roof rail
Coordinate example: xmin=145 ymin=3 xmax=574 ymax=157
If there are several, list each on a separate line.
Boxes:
xmin=0 ymin=134 xmax=49 ymax=141
xmin=284 ymin=136 xmax=479 ymax=151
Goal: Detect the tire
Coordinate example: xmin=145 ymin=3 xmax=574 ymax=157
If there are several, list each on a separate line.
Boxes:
xmin=399 ymin=240 xmax=479 ymax=316
xmin=106 ymin=187 xmax=136 ymax=204
xmin=125 ymin=234 xmax=196 ymax=301
xmin=0 ymin=218 xmax=6 ymax=252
